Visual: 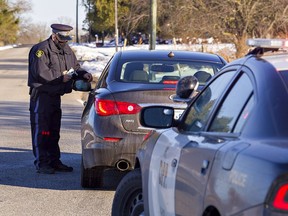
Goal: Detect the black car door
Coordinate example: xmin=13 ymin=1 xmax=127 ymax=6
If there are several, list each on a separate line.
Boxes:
xmin=146 ymin=71 xmax=236 ymax=215
xmin=171 ymin=70 xmax=236 ymax=215
xmin=174 ymin=70 xmax=255 ymax=215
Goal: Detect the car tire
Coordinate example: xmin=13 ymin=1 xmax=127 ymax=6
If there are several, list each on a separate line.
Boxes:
xmin=112 ymin=168 xmax=143 ymax=216
xmin=81 ymin=158 xmax=104 ymax=188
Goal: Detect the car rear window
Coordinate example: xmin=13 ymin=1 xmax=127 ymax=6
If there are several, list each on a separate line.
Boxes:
xmin=118 ymin=61 xmax=224 ymax=85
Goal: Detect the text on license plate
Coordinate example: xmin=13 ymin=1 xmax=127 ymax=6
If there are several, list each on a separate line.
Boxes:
xmin=174 ymin=109 xmax=184 ymax=120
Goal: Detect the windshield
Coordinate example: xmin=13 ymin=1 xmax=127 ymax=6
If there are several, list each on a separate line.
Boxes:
xmin=118 ymin=61 xmax=224 ymax=85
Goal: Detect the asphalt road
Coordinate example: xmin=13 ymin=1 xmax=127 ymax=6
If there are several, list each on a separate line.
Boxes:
xmin=0 ymin=45 xmax=115 ymax=216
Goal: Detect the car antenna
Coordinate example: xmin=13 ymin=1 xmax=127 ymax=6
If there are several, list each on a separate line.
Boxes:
xmin=168 ymin=51 xmax=175 ymax=58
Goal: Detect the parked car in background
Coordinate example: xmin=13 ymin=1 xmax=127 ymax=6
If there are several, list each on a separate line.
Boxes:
xmin=80 ymin=50 xmax=226 ymax=188
xmin=112 ymin=39 xmax=288 ymax=215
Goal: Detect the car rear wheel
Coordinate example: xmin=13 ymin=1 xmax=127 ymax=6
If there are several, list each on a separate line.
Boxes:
xmin=112 ymin=168 xmax=143 ymax=216
xmin=81 ymin=158 xmax=105 ymax=188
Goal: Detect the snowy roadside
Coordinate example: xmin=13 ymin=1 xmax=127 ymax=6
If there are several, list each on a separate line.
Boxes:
xmin=0 ymin=44 xmax=18 ymax=51
xmin=71 ymin=43 xmax=236 ymax=78
xmin=0 ymin=42 xmax=236 ymax=78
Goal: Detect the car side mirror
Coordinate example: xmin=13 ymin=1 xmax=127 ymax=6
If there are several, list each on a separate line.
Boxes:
xmin=73 ymin=80 xmax=92 ymax=92
xmin=172 ymin=76 xmax=199 ymax=103
xmin=176 ymin=75 xmax=199 ymax=98
xmin=140 ymin=106 xmax=174 ymax=128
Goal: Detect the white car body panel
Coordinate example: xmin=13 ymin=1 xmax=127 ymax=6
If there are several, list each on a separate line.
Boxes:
xmin=148 ymin=129 xmax=192 ymax=215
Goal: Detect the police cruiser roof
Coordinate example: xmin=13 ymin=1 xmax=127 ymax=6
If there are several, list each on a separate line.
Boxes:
xmin=246 ymin=39 xmax=288 ymax=71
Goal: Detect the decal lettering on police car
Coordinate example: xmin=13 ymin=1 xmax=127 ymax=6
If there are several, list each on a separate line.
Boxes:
xmin=159 ymin=160 xmax=168 ymax=188
xmin=35 ymin=50 xmax=44 ymax=58
xmin=148 ymin=130 xmax=187 ymax=216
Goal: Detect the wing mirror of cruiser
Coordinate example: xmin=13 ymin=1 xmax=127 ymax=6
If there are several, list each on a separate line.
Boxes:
xmin=73 ymin=80 xmax=92 ymax=92
xmin=172 ymin=75 xmax=199 ymax=103
xmin=140 ymin=106 xmax=174 ymax=128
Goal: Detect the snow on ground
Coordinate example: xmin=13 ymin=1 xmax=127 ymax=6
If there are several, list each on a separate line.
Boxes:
xmin=0 ymin=44 xmax=18 ymax=51
xmin=71 ymin=42 xmax=236 ymax=78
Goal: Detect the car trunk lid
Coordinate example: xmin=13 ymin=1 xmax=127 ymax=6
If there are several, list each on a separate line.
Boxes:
xmin=111 ymin=88 xmax=187 ymax=132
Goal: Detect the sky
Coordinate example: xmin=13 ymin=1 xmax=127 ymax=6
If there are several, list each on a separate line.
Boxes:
xmin=22 ymin=0 xmax=87 ymax=31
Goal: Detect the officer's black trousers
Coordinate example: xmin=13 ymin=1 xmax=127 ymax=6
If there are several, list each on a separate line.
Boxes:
xmin=29 ymin=93 xmax=62 ymax=169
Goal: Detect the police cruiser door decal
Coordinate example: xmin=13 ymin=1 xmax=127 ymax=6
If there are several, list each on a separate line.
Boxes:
xmin=148 ymin=130 xmax=188 ymax=216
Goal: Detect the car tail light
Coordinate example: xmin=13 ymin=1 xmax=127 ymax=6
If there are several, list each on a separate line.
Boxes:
xmin=162 ymin=80 xmax=178 ymax=85
xmin=162 ymin=80 xmax=177 ymax=90
xmin=272 ymin=183 xmax=288 ymax=211
xmin=103 ymin=137 xmax=122 ymax=142
xmin=95 ymin=98 xmax=141 ymax=116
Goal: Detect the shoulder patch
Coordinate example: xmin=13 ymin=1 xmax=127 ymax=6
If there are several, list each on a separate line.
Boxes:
xmin=35 ymin=50 xmax=44 ymax=58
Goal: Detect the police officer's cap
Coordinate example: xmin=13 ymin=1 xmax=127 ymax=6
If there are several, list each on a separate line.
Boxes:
xmin=51 ymin=24 xmax=73 ymax=41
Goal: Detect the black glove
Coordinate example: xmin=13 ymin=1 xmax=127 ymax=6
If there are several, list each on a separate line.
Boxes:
xmin=63 ymin=80 xmax=73 ymax=94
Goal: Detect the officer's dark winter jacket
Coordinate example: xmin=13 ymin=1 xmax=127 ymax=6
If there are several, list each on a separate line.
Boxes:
xmin=28 ymin=35 xmax=89 ymax=171
xmin=28 ymin=36 xmax=87 ymax=96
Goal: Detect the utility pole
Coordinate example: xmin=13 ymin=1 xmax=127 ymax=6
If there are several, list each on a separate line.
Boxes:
xmin=149 ymin=0 xmax=157 ymax=50
xmin=76 ymin=0 xmax=79 ymax=43
xmin=88 ymin=0 xmax=91 ymax=43
xmin=115 ymin=0 xmax=119 ymax=52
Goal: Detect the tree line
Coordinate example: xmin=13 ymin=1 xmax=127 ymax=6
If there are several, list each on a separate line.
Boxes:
xmin=1 ymin=0 xmax=288 ymax=57
xmin=83 ymin=0 xmax=288 ymax=57
xmin=0 ymin=0 xmax=29 ymax=45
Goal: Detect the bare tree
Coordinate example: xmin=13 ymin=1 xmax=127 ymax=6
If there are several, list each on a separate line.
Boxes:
xmin=193 ymin=0 xmax=288 ymax=57
xmin=17 ymin=9 xmax=76 ymax=44
xmin=18 ymin=19 xmax=50 ymax=44
xmin=80 ymin=0 xmax=288 ymax=58
xmin=157 ymin=0 xmax=288 ymax=57
xmin=157 ymin=0 xmax=217 ymax=41
xmin=118 ymin=0 xmax=150 ymax=37
xmin=0 ymin=0 xmax=31 ymax=44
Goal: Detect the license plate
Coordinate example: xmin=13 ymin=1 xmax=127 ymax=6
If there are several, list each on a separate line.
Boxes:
xmin=174 ymin=109 xmax=184 ymax=120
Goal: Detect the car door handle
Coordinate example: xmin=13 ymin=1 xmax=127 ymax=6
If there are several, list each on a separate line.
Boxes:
xmin=171 ymin=158 xmax=177 ymax=168
xmin=201 ymin=160 xmax=210 ymax=175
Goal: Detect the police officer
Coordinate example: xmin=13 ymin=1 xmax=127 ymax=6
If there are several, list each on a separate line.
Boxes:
xmin=28 ymin=23 xmax=93 ymax=174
